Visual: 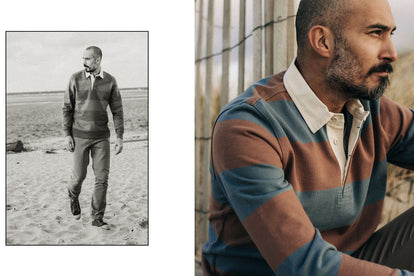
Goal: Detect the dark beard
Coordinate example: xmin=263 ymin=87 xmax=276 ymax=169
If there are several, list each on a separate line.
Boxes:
xmin=326 ymin=38 xmax=393 ymax=101
xmin=330 ymin=73 xmax=390 ymax=101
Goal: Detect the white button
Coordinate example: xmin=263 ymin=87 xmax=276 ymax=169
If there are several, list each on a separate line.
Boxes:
xmin=332 ymin=117 xmax=338 ymax=122
xmin=333 ymin=139 xmax=338 ymax=145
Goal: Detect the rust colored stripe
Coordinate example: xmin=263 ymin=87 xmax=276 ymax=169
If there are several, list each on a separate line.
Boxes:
xmin=242 ymin=189 xmax=315 ymax=272
xmin=379 ymin=96 xmax=414 ymax=150
xmin=286 ymin=140 xmax=342 ymax=191
xmin=338 ymin=254 xmax=397 ymax=276
xmin=212 ymin=119 xmax=283 ymax=176
xmin=209 ymin=196 xmax=255 ymax=247
xmin=246 ymin=72 xmax=290 ymax=106
xmin=321 ymin=200 xmax=383 ymax=252
xmin=345 ymin=125 xmax=376 ymax=185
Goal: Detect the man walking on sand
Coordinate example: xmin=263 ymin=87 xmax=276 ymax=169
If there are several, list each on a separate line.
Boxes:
xmin=62 ymin=46 xmax=124 ymax=230
xmin=202 ymin=0 xmax=414 ymax=274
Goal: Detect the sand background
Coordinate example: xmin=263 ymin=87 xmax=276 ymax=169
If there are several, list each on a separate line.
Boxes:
xmin=6 ymin=89 xmax=148 ymax=245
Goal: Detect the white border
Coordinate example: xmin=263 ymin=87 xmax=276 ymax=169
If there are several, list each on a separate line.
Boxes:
xmin=1 ymin=1 xmax=195 ymax=275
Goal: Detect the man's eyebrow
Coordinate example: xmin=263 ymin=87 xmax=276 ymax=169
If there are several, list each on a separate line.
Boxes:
xmin=366 ymin=23 xmax=397 ymax=32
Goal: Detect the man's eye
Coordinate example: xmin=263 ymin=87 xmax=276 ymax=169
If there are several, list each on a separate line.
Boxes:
xmin=370 ymin=30 xmax=382 ymax=35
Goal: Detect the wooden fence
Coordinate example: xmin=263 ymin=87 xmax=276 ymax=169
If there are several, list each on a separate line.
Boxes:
xmin=195 ymin=0 xmax=297 ymax=262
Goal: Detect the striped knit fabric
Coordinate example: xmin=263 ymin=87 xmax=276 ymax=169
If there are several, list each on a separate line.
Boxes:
xmin=63 ymin=70 xmax=124 ymax=139
xmin=202 ymin=71 xmax=414 ymax=275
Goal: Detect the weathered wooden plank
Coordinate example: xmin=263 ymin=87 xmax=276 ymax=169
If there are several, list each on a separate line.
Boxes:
xmin=221 ymin=0 xmax=231 ymax=108
xmin=253 ymin=0 xmax=263 ymax=81
xmin=237 ymin=0 xmax=246 ymax=94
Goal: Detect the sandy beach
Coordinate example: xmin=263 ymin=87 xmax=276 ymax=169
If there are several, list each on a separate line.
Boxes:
xmin=6 ymin=89 xmax=148 ymax=245
xmin=6 ymin=140 xmax=148 ymax=245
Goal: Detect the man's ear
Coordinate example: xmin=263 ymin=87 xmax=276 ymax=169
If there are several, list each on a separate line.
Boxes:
xmin=308 ymin=25 xmax=335 ymax=58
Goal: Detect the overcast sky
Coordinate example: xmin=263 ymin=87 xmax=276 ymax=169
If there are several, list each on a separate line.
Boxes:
xmin=388 ymin=0 xmax=414 ymax=52
xmin=7 ymin=32 xmax=148 ymax=93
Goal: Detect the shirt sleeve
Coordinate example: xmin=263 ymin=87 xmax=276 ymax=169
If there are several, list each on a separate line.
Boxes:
xmin=211 ymin=105 xmax=407 ymax=276
xmin=108 ymin=78 xmax=124 ymax=139
xmin=62 ymin=76 xmax=75 ymax=137
xmin=380 ymin=96 xmax=414 ymax=170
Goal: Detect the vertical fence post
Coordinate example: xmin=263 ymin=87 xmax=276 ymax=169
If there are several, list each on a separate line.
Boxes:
xmin=221 ymin=0 xmax=231 ymax=108
xmin=195 ymin=0 xmax=204 ymax=141
xmin=273 ymin=0 xmax=288 ymax=73
xmin=195 ymin=0 xmax=205 ymax=262
xmin=286 ymin=0 xmax=296 ymax=66
xmin=253 ymin=0 xmax=263 ymax=81
xmin=237 ymin=0 xmax=246 ymax=95
xmin=195 ymin=0 xmax=214 ymax=262
xmin=265 ymin=0 xmax=274 ymax=77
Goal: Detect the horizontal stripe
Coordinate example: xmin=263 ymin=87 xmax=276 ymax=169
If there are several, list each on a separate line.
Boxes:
xmin=72 ymin=128 xmax=110 ymax=139
xmin=73 ymin=117 xmax=109 ymax=130
xmin=259 ymin=99 xmax=330 ymax=143
xmin=74 ymin=111 xmax=109 ymax=123
xmin=212 ymin=119 xmax=282 ymax=175
xmin=203 ymin=249 xmax=273 ymax=275
xmin=321 ymin=200 xmax=383 ymax=252
xmin=75 ymin=99 xmax=108 ymax=112
xmin=210 ymin=172 xmax=230 ymax=206
xmin=295 ymin=178 xmax=370 ymax=231
xmin=276 ymin=230 xmax=341 ymax=275
xmin=363 ymin=160 xmax=388 ymax=206
xmin=209 ymin=196 xmax=254 ymax=248
xmin=338 ymin=254 xmax=397 ymax=276
xmin=379 ymin=96 xmax=414 ymax=150
xmin=203 ymin=224 xmax=272 ymax=275
xmin=242 ymin=190 xmax=315 ymax=271
xmin=218 ymin=164 xmax=291 ymax=222
xmin=215 ymin=105 xmax=276 ymax=136
xmin=219 ymin=76 xmax=270 ymax=114
xmin=344 ymin=125 xmax=376 ymax=185
xmin=387 ymin=110 xmax=414 ymax=170
xmin=246 ymin=72 xmax=287 ymax=105
xmin=286 ymin=140 xmax=341 ymax=191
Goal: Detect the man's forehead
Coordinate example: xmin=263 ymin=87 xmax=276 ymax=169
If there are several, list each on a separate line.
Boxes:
xmin=83 ymin=49 xmax=95 ymax=58
xmin=346 ymin=0 xmax=395 ymax=30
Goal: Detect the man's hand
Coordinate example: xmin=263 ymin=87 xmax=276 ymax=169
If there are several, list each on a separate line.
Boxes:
xmin=65 ymin=136 xmax=75 ymax=152
xmin=115 ymin=138 xmax=123 ymax=155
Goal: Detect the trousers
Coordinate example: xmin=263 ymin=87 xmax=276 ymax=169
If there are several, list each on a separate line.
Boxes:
xmin=352 ymin=206 xmax=414 ymax=271
xmin=67 ymin=137 xmax=110 ymax=220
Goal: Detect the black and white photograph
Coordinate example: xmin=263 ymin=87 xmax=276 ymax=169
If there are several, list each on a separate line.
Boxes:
xmin=6 ymin=31 xmax=148 ymax=245
xmin=0 ymin=1 xmax=195 ymax=275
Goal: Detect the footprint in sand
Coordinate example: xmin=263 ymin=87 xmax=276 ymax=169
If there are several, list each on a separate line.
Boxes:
xmin=139 ymin=218 xmax=148 ymax=229
xmin=55 ymin=216 xmax=63 ymax=224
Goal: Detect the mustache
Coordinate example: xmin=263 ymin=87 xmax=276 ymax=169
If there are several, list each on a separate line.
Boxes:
xmin=368 ymin=62 xmax=393 ymax=75
xmin=84 ymin=65 xmax=90 ymax=68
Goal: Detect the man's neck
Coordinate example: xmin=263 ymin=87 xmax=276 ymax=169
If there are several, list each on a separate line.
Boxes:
xmin=296 ymin=59 xmax=349 ymax=114
xmin=90 ymin=66 xmax=101 ymax=76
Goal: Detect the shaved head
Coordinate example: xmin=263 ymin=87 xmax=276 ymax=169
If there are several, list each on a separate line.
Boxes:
xmin=86 ymin=46 xmax=102 ymax=59
xmin=296 ymin=0 xmax=350 ymax=54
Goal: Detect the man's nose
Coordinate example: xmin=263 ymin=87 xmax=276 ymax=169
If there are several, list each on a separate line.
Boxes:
xmin=380 ymin=38 xmax=398 ymax=63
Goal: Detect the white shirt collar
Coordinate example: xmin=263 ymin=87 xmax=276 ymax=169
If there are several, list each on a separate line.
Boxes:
xmin=283 ymin=58 xmax=369 ymax=133
xmin=85 ymin=69 xmax=104 ymax=79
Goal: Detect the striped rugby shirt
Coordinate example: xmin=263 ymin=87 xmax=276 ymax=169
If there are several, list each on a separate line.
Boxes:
xmin=63 ymin=70 xmax=124 ymax=139
xmin=202 ymin=61 xmax=414 ymax=275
